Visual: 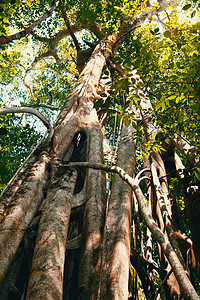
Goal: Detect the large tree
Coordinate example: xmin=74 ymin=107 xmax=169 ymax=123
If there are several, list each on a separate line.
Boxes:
xmin=0 ymin=0 xmax=200 ymax=299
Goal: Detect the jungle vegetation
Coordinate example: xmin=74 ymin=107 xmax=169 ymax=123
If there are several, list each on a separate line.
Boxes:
xmin=0 ymin=0 xmax=200 ymax=299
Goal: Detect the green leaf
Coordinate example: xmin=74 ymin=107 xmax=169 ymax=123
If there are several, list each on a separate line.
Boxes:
xmin=162 ymin=60 xmax=168 ymax=65
xmin=137 ymin=82 xmax=144 ymax=88
xmin=94 ymin=99 xmax=103 ymax=108
xmin=167 ymin=95 xmax=177 ymax=100
xmin=123 ymin=117 xmax=130 ymax=127
xmin=163 ymin=31 xmax=172 ymax=38
xmin=174 ymin=28 xmax=179 ymax=36
xmin=177 ymin=42 xmax=182 ymax=49
xmin=182 ymin=4 xmax=192 ymax=10
xmin=155 ymin=102 xmax=161 ymax=111
xmin=191 ymin=10 xmax=196 ymax=17
xmin=129 ymin=100 xmax=133 ymax=109
xmin=161 ymin=101 xmax=166 ymax=110
xmin=105 ymin=98 xmax=110 ymax=112
xmin=194 ymin=171 xmax=200 ymax=181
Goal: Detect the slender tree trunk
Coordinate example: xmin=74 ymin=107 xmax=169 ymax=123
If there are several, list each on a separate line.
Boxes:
xmin=97 ymin=124 xmax=136 ymax=299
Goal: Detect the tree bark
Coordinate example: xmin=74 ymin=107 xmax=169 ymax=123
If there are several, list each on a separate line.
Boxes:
xmin=0 ymin=153 xmax=50 ymax=285
xmin=65 ymin=161 xmax=199 ymax=300
xmin=26 ymin=167 xmax=77 ymax=300
xmin=97 ymin=124 xmax=136 ymax=299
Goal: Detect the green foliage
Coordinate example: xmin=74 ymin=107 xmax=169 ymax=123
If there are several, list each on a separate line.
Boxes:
xmin=0 ymin=114 xmax=41 ymax=189
xmin=0 ymin=47 xmax=22 ymax=84
xmin=0 ymin=1 xmax=200 ymax=298
xmin=0 ymin=0 xmax=20 ymax=36
xmin=1 ymin=0 xmax=199 ymax=165
xmin=115 ymin=14 xmax=200 ymax=156
xmin=63 ymin=0 xmax=145 ymax=33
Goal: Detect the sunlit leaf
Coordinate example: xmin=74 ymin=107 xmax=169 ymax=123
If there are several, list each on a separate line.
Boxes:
xmin=163 ymin=30 xmax=172 ymax=38
xmin=182 ymin=4 xmax=192 ymax=10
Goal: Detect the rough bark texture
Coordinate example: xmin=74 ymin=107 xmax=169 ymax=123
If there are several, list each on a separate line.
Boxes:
xmin=0 ymin=156 xmax=36 ymax=216
xmin=0 ymin=107 xmax=52 ymax=130
xmin=0 ymin=6 xmax=199 ymax=298
xmin=133 ymin=187 xmax=199 ymax=300
xmin=26 ymin=167 xmax=77 ymax=300
xmin=77 ymin=124 xmax=106 ymax=299
xmin=98 ymin=124 xmax=136 ymax=299
xmin=65 ymin=161 xmax=199 ymax=300
xmin=0 ymin=153 xmax=50 ymax=285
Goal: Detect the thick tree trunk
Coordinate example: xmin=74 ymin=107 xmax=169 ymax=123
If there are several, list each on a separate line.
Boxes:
xmin=0 ymin=153 xmax=49 ymax=285
xmin=77 ymin=122 xmax=106 ymax=299
xmin=0 ymin=18 xmax=199 ymax=299
xmin=62 ymin=161 xmax=199 ymax=300
xmin=0 ymin=35 xmax=117 ymax=299
xmin=97 ymin=124 xmax=136 ymax=299
xmin=26 ymin=167 xmax=77 ymax=300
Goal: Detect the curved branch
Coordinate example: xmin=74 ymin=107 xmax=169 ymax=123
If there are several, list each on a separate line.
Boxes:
xmin=56 ymin=160 xmax=199 ymax=300
xmin=0 ymin=107 xmax=54 ymax=208
xmin=25 ymin=48 xmax=78 ymax=77
xmin=26 ymin=50 xmax=62 ymax=73
xmin=66 ymin=234 xmax=82 ymax=250
xmin=174 ymin=139 xmax=199 ymax=167
xmin=135 ymin=168 xmax=151 ymax=181
xmin=36 ymin=25 xmax=80 ymax=48
xmin=138 ymin=176 xmax=151 ymax=185
xmin=0 ymin=0 xmax=58 ymax=47
xmin=0 ymin=106 xmax=52 ymax=130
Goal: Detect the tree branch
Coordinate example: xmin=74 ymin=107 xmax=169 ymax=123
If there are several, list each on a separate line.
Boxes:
xmin=26 ymin=50 xmax=61 ymax=72
xmin=0 ymin=107 xmax=52 ymax=130
xmin=25 ymin=49 xmax=78 ymax=77
xmin=174 ymin=139 xmax=199 ymax=167
xmin=61 ymin=11 xmax=81 ymax=52
xmin=55 ymin=160 xmax=199 ymax=300
xmin=114 ymin=0 xmax=179 ymax=48
xmin=0 ymin=107 xmax=54 ymax=205
xmin=0 ymin=0 xmax=58 ymax=47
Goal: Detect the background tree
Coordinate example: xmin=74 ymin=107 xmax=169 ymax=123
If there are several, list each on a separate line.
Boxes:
xmin=0 ymin=113 xmax=41 ymax=190
xmin=0 ymin=0 xmax=200 ymax=299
